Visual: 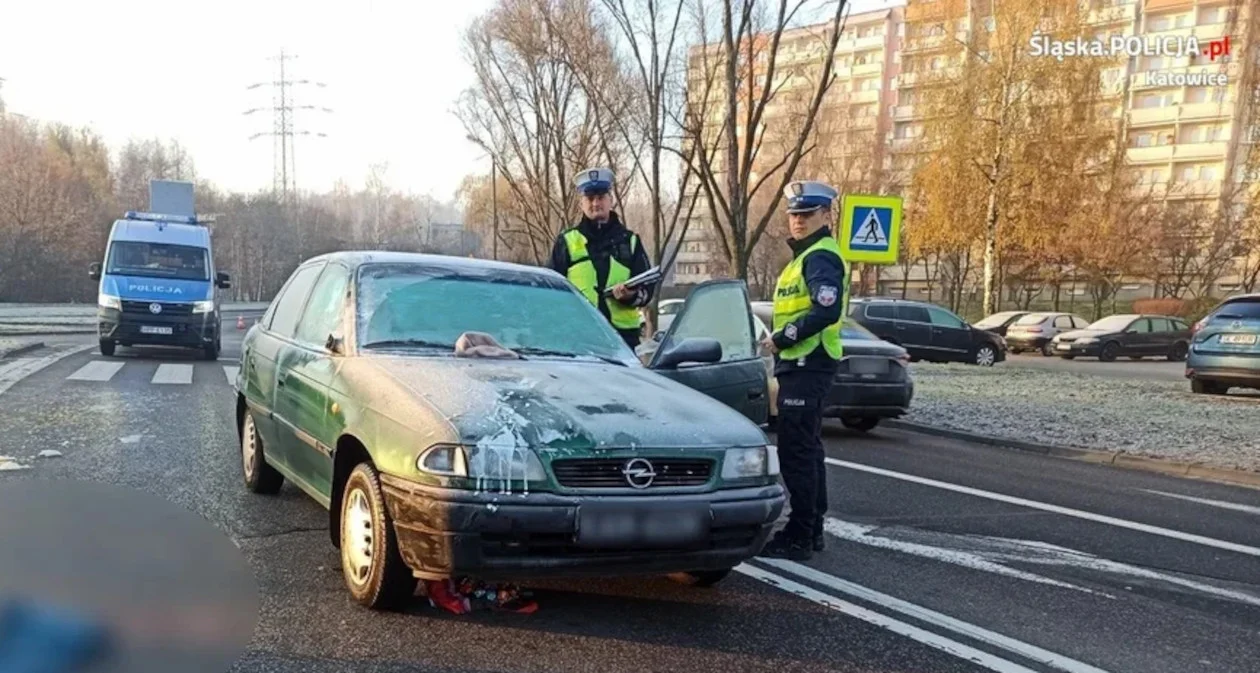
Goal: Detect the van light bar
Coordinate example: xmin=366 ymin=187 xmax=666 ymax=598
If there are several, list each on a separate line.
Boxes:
xmin=124 ymin=211 xmax=216 ymax=225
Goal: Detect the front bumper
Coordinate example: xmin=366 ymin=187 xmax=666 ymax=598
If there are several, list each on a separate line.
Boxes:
xmin=379 ymin=474 xmax=785 ymax=581
xmin=98 ymin=306 xmax=218 ymax=348
xmin=1052 ymin=340 xmax=1099 ymax=357
xmin=823 ymin=378 xmax=913 ymax=419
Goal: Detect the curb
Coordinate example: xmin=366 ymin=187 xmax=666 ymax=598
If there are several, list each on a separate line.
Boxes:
xmin=883 ymin=418 xmax=1260 ymax=490
xmin=0 ymin=341 xmax=46 ymax=360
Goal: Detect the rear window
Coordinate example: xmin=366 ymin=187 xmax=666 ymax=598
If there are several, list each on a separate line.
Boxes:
xmin=865 ymin=303 xmax=895 ymax=319
xmin=1015 ymin=313 xmax=1049 ymax=325
xmin=1212 ymin=299 xmax=1260 ymax=320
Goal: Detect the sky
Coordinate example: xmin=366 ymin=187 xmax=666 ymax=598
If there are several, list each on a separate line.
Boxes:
xmin=1 ymin=0 xmax=903 ymax=203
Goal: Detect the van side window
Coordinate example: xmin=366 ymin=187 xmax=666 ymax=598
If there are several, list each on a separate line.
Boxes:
xmin=896 ymin=305 xmax=931 ymax=323
xmin=866 ymin=304 xmax=895 ymax=319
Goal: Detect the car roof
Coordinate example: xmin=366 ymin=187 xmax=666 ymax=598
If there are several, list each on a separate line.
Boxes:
xmin=110 ymin=219 xmax=211 ymax=247
xmin=303 ymin=250 xmax=564 ymax=279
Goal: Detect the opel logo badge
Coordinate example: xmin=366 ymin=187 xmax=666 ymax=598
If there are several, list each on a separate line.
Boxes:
xmin=149 ymin=303 xmax=162 ymax=314
xmin=621 ymin=458 xmax=656 ymax=489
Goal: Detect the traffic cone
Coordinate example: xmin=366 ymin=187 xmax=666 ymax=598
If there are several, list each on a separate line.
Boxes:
xmin=237 ymin=316 xmax=246 ymax=330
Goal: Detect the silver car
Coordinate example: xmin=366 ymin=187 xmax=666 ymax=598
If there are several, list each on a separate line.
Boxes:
xmin=1005 ymin=311 xmax=1092 ymax=356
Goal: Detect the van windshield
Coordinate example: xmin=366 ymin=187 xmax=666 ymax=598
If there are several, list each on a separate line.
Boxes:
xmin=106 ymin=241 xmax=209 ymax=281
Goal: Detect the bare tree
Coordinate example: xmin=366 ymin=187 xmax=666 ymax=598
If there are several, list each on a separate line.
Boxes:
xmin=680 ymin=0 xmax=849 ymax=280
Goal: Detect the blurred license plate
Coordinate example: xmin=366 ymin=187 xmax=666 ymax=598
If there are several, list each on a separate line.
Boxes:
xmin=140 ymin=326 xmax=173 ymax=335
xmin=851 ymin=358 xmax=889 ymax=375
xmin=1221 ymin=334 xmax=1258 ymax=345
xmin=577 ymin=502 xmax=709 ymax=549
xmin=1056 ymin=343 xmax=1071 ymax=350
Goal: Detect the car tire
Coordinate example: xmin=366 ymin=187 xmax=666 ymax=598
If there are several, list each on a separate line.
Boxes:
xmin=670 ymin=569 xmax=733 ymax=587
xmin=1040 ymin=342 xmax=1055 ymax=357
xmin=99 ymin=339 xmax=115 ymax=357
xmin=1009 ymin=348 xmax=1021 ymax=355
xmin=1190 ymin=378 xmax=1228 ymax=395
xmin=1061 ymin=354 xmax=1076 ymax=360
xmin=1099 ymin=341 xmax=1119 ymax=362
xmin=241 ymin=411 xmax=283 ymax=495
xmin=973 ymin=345 xmax=997 ymax=367
xmin=340 ymin=462 xmax=417 ymax=611
xmin=841 ymin=417 xmax=880 ymax=432
xmin=1167 ymin=342 xmax=1188 ymax=362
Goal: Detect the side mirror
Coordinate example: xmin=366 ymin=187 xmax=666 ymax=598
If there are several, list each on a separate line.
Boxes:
xmin=654 ymin=337 xmax=722 ymax=369
xmin=326 ymin=333 xmax=345 ymax=355
xmin=216 ymin=271 xmax=232 ymax=289
xmin=89 ymin=262 xmax=101 ymax=281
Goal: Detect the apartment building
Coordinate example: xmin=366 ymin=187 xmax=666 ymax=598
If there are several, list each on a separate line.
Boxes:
xmin=678 ymin=0 xmax=1258 ymax=300
xmin=674 ymin=6 xmax=904 ymax=287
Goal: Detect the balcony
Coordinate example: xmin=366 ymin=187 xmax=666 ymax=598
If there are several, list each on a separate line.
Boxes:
xmin=1087 ymin=3 xmax=1137 ymax=25
xmin=889 ymin=137 xmax=921 ymax=152
xmin=1180 ymin=102 xmax=1233 ymax=120
xmin=1174 ymin=141 xmax=1229 ymax=161
xmin=903 ymin=34 xmax=948 ymax=53
xmin=1127 ymin=106 xmax=1178 ymax=126
xmin=894 ymin=105 xmax=917 ymax=120
xmin=854 ymin=34 xmax=887 ymax=51
xmin=848 ymin=89 xmax=883 ymax=104
xmin=852 ymin=61 xmax=885 ymax=77
xmin=848 ymin=114 xmax=878 ymax=129
xmin=1126 ymin=145 xmax=1175 ymax=163
xmin=1165 ymin=180 xmax=1222 ymax=199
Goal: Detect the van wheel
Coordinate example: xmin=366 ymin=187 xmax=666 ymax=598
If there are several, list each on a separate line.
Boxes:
xmin=99 ymin=340 xmax=115 ymax=357
xmin=340 ymin=462 xmax=417 ymax=610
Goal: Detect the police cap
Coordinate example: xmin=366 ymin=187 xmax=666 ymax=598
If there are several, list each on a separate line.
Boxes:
xmin=784 ymin=180 xmax=838 ymax=214
xmin=575 ymin=167 xmax=615 ymax=196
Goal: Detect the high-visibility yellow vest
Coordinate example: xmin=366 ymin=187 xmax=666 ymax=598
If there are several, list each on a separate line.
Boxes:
xmin=772 ymin=235 xmax=847 ymax=361
xmin=562 ymin=228 xmax=642 ymax=330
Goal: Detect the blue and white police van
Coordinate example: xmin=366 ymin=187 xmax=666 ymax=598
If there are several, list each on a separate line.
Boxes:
xmin=89 ymin=210 xmax=231 ymax=360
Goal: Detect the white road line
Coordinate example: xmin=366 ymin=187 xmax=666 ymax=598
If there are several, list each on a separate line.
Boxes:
xmin=735 ymin=564 xmax=1044 ymax=673
xmin=223 ymin=366 xmax=239 ymax=385
xmin=151 ymin=364 xmax=193 ymax=385
xmin=826 ymin=458 xmax=1260 ymax=559
xmin=67 ymin=360 xmax=126 ymax=382
xmin=756 ymin=559 xmax=1114 ymax=673
xmin=1142 ymin=490 xmax=1260 ymax=516
xmin=0 ymin=345 xmax=95 ymax=396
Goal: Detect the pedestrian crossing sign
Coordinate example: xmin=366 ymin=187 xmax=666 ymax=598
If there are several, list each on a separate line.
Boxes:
xmin=839 ymin=194 xmax=902 ymax=264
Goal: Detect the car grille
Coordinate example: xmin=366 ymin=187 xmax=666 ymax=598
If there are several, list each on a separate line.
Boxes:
xmin=121 ymin=300 xmax=194 ymax=316
xmin=550 ymin=458 xmax=713 ymax=489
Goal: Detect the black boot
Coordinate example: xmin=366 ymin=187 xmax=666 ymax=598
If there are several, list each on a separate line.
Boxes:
xmin=759 ymin=532 xmax=813 ymax=561
xmin=813 ymin=532 xmax=825 ymax=552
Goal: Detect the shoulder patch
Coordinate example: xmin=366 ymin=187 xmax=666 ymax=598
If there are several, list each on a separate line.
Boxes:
xmin=816 ymin=285 xmax=838 ymax=307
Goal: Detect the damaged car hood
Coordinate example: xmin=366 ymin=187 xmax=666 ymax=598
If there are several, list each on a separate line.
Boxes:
xmin=361 ymin=355 xmax=767 ymax=450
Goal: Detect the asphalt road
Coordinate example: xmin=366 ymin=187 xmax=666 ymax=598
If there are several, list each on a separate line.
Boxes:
xmin=1 ymin=326 xmax=1258 ymax=673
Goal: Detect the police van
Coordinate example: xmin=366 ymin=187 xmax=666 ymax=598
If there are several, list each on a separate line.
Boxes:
xmin=89 ymin=210 xmax=231 ymax=360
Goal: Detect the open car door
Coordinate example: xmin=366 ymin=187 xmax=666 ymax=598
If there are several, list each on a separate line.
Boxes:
xmin=644 ymin=279 xmax=769 ymax=425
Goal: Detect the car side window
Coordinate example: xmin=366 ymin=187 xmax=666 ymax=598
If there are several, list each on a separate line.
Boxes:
xmin=1149 ymin=318 xmax=1171 ymax=332
xmin=1129 ymin=318 xmax=1152 ymax=333
xmin=897 ymin=305 xmax=931 ymax=323
xmin=925 ymin=305 xmax=966 ymax=328
xmin=268 ymin=263 xmax=324 ymax=339
xmin=1054 ymin=316 xmax=1072 ymax=329
xmin=663 ymin=282 xmax=755 ymax=362
xmin=1172 ymin=319 xmax=1189 ymax=331
xmin=295 ymin=264 xmax=351 ymax=347
xmin=866 ymin=303 xmax=895 ymax=319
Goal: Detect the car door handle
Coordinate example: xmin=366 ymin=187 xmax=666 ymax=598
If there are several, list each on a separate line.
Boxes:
xmin=748 ymin=389 xmax=765 ymax=400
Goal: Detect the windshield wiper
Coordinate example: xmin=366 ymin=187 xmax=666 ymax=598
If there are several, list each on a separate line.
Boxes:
xmin=514 ymin=347 xmax=627 ymax=366
xmin=360 ymin=338 xmax=454 ymax=350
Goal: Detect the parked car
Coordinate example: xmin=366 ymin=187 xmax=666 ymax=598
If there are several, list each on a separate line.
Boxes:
xmin=847 ymin=297 xmax=1007 ymax=366
xmin=1186 ymin=293 xmax=1260 ymax=395
xmin=973 ymin=311 xmax=1030 ymax=337
xmin=235 ymin=252 xmax=785 ymax=608
xmin=749 ymin=302 xmax=913 ymax=432
xmin=1005 ymin=312 xmax=1092 ymax=356
xmin=652 ymin=298 xmax=685 ymax=334
xmin=1049 ymin=314 xmax=1192 ymax=362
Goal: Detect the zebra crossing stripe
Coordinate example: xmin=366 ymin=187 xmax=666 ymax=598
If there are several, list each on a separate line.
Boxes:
xmin=152 ymin=364 xmax=194 ymax=385
xmin=223 ymin=366 xmax=240 ymax=385
xmin=67 ymin=361 xmax=125 ymax=382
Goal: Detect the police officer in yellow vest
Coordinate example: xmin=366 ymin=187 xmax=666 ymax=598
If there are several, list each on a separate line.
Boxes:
xmin=549 ymin=167 xmax=655 ymax=349
xmin=757 ymin=180 xmax=848 ymax=561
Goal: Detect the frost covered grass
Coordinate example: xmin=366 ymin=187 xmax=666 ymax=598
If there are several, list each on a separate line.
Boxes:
xmin=903 ymin=362 xmax=1260 ymax=473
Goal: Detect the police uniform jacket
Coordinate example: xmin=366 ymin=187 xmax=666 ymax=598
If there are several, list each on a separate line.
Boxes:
xmin=549 ymin=211 xmax=655 ymax=325
xmin=771 ymin=225 xmax=847 ymax=376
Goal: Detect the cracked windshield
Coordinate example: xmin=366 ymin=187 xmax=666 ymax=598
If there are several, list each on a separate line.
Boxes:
xmin=1 ymin=0 xmax=1258 ymax=672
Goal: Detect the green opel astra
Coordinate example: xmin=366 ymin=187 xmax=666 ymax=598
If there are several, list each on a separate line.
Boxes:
xmin=234 ymin=251 xmax=785 ymax=609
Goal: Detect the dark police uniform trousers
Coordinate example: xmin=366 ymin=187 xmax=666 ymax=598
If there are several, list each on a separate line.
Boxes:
xmin=776 ymin=368 xmax=834 ymax=541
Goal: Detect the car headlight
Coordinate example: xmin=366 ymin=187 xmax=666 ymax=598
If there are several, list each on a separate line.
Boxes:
xmin=192 ymin=300 xmax=215 ymax=314
xmin=1077 ymin=337 xmax=1097 ymax=344
xmin=416 ymin=443 xmax=546 ymax=483
xmin=98 ymin=293 xmax=121 ymax=311
xmin=722 ymin=446 xmax=775 ymax=479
